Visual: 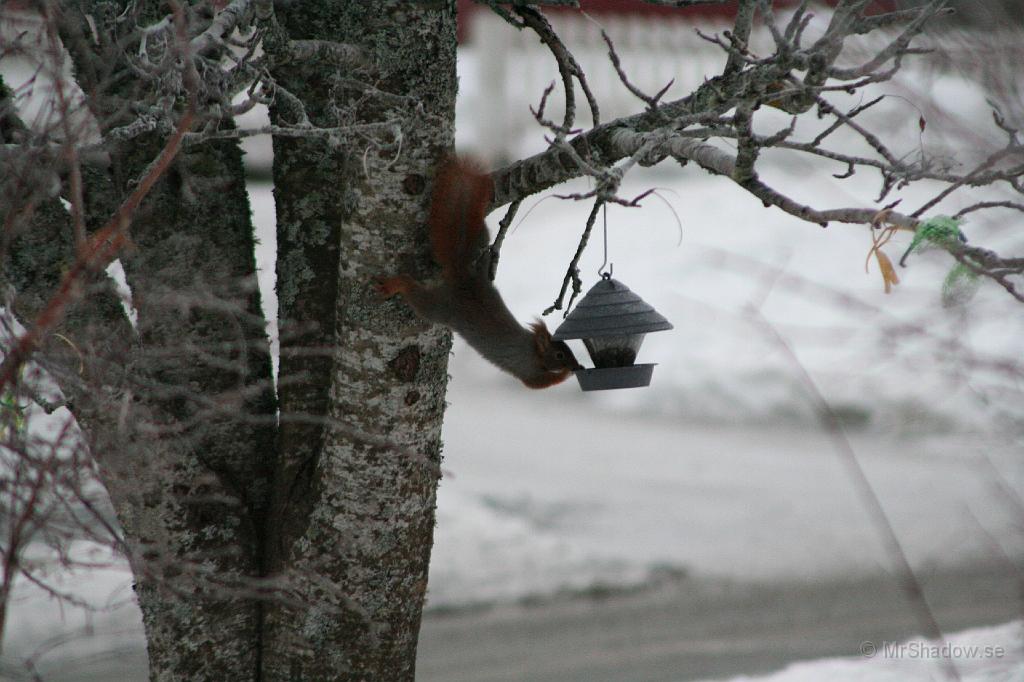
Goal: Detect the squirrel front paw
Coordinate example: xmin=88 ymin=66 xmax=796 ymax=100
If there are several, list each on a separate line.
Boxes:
xmin=373 ymin=275 xmax=414 ymax=300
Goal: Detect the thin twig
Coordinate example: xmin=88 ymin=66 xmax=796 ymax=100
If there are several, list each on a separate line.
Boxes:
xmin=517 ymin=6 xmax=599 ymax=130
xmin=544 ymin=198 xmax=602 ymax=316
xmin=488 ymin=199 xmax=521 ymax=281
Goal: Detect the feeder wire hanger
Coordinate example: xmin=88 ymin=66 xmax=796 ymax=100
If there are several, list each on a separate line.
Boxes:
xmin=598 ymin=203 xmax=613 ymax=281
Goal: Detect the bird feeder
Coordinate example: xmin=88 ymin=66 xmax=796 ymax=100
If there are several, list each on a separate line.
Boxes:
xmin=552 ymin=276 xmax=673 ymax=391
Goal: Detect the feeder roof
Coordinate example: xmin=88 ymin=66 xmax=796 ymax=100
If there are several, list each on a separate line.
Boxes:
xmin=552 ymin=277 xmax=673 ymax=340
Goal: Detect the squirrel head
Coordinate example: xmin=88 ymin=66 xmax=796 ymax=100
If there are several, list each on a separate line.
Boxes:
xmin=524 ymin=321 xmax=582 ymax=388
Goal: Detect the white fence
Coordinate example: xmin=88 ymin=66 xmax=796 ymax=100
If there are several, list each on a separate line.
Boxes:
xmin=461 ymin=9 xmax=1024 ymax=160
xmin=466 ymin=10 xmax=736 ymax=159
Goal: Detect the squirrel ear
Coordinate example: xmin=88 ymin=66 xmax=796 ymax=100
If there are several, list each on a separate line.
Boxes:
xmin=529 ymin=320 xmax=552 ymax=354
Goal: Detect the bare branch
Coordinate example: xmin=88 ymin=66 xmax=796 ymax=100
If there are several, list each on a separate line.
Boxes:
xmin=828 ymin=2 xmax=953 ymax=81
xmin=488 ymin=199 xmax=522 ymax=281
xmin=190 ymin=0 xmax=257 ymax=57
xmin=953 ymin=201 xmax=1024 ymax=219
xmin=516 ymin=5 xmax=599 ymax=130
xmin=724 ymin=0 xmax=756 ymax=75
xmin=543 ymin=198 xmax=602 ymax=315
xmin=606 ymin=127 xmax=920 ymax=229
xmin=602 ymin=30 xmax=674 ymax=115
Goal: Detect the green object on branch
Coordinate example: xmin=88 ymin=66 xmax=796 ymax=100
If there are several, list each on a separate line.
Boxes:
xmin=899 ymin=215 xmax=967 ymax=267
xmin=0 ymin=390 xmax=26 ymax=438
xmin=907 ymin=215 xmax=963 ymax=253
xmin=941 ymin=263 xmax=981 ymax=308
xmin=898 ymin=215 xmax=980 ymax=306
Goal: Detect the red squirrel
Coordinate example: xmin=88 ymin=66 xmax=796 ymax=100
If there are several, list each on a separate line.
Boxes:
xmin=376 ymin=158 xmax=582 ymax=388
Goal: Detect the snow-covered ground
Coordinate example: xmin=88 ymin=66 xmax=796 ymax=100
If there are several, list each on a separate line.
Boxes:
xmin=429 ymin=373 xmax=1024 ymax=608
xmin=2 ymin=11 xmax=1023 ymax=682
xmin=423 ymin=36 xmax=1024 ymax=609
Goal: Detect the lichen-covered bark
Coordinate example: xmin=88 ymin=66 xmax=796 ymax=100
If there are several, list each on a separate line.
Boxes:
xmin=112 ymin=133 xmax=277 ymax=682
xmin=261 ymin=2 xmax=457 ymax=679
xmin=43 ymin=5 xmax=279 ymax=678
xmin=4 ymin=136 xmax=274 ymax=681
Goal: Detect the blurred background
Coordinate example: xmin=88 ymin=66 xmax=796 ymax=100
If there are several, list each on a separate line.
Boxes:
xmin=424 ymin=2 xmax=1024 ymax=680
xmin=2 ymin=1 xmax=1023 ymax=680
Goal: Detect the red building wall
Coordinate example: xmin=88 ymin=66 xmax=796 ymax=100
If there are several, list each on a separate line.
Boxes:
xmin=456 ymin=0 xmax=897 ymax=43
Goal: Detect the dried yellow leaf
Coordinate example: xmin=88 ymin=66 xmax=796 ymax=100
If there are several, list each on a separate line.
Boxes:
xmin=875 ymin=250 xmax=900 ymax=294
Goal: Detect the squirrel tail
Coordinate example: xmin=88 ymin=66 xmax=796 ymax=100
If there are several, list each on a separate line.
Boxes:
xmin=428 ymin=157 xmax=493 ymax=279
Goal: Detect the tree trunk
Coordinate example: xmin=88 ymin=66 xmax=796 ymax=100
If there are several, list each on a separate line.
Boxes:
xmin=112 ymin=133 xmax=277 ymax=681
xmin=7 ymin=135 xmax=274 ymax=681
xmin=45 ymin=5 xmax=276 ymax=678
xmin=8 ymin=2 xmax=456 ymax=679
xmin=259 ymin=2 xmax=457 ymax=679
